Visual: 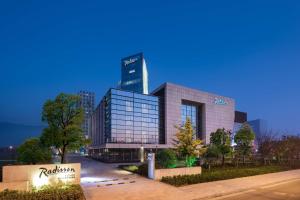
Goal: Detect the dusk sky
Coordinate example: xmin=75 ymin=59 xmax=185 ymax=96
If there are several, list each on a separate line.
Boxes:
xmin=0 ymin=1 xmax=299 ymax=134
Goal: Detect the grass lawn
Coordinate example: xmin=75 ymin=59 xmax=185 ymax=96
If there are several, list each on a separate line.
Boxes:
xmin=161 ymin=165 xmax=296 ymax=187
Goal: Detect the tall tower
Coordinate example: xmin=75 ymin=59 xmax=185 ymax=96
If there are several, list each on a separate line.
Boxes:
xmin=120 ymin=53 xmax=149 ymax=94
xmin=77 ymin=91 xmax=95 ymax=138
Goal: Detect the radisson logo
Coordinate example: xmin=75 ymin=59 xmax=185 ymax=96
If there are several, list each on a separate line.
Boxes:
xmin=214 ymin=98 xmax=228 ymax=105
xmin=39 ymin=165 xmax=75 ymax=178
xmin=124 ymin=57 xmax=138 ymax=66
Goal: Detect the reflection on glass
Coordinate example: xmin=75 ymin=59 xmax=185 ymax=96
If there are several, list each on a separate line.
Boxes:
xmin=181 ymin=104 xmax=197 ymax=135
xmin=105 ymin=89 xmax=159 ymax=144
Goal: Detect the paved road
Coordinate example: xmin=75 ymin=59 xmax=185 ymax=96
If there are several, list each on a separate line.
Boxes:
xmin=213 ymin=179 xmax=300 ymax=200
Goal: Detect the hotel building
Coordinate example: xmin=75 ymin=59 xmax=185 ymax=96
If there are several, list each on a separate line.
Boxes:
xmin=89 ymin=53 xmax=236 ymax=162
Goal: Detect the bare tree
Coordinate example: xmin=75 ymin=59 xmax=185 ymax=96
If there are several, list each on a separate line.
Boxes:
xmin=256 ymin=130 xmax=278 ymax=165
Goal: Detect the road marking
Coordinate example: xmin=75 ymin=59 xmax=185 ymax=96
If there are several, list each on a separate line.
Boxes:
xmin=273 ymin=192 xmax=287 ymax=196
xmin=260 ymin=179 xmax=300 ymax=189
xmin=210 ymin=189 xmax=256 ymax=199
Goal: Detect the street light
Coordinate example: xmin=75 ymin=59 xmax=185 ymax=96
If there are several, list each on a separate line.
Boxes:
xmin=9 ymin=146 xmax=13 ymax=161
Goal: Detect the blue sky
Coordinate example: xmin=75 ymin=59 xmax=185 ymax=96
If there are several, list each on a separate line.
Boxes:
xmin=0 ymin=0 xmax=299 ymax=133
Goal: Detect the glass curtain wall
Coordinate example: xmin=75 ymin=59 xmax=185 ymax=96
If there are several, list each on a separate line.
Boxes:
xmin=105 ymin=89 xmax=159 ymax=144
xmin=181 ymin=104 xmax=197 ymax=135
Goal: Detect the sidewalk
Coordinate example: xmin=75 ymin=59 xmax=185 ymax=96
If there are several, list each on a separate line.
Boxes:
xmin=179 ymin=169 xmax=300 ymax=199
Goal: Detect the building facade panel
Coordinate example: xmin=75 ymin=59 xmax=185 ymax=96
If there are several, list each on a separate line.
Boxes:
xmin=89 ymin=99 xmax=105 ymax=147
xmin=153 ymin=83 xmax=235 ymax=145
xmin=78 ymin=91 xmax=95 ymax=138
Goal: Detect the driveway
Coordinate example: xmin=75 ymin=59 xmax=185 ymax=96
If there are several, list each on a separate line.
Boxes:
xmin=67 ymin=154 xmax=190 ymax=200
xmin=67 ymin=154 xmax=136 ymax=186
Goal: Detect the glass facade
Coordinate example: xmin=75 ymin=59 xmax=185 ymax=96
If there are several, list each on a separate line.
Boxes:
xmin=120 ymin=53 xmax=149 ymax=94
xmin=181 ymin=104 xmax=197 ymax=134
xmin=105 ymin=89 xmax=159 ymax=144
xmin=77 ymin=91 xmax=95 ymax=138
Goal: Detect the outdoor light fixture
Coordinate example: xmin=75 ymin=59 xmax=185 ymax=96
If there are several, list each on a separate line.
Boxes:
xmin=32 ymin=173 xmax=49 ymax=189
xmin=140 ymin=145 xmax=144 ymax=163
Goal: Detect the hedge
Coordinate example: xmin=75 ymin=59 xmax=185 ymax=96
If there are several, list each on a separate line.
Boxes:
xmin=0 ymin=184 xmax=85 ymax=200
xmin=161 ymin=165 xmax=290 ymax=186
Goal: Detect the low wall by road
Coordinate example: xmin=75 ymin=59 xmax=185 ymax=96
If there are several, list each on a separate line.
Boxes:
xmin=0 ymin=181 xmax=29 ymax=191
xmin=154 ymin=166 xmax=202 ymax=180
xmin=1 ymin=163 xmax=81 ymax=191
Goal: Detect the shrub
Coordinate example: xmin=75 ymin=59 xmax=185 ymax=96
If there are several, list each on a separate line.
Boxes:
xmin=0 ymin=184 xmax=85 ymax=200
xmin=121 ymin=163 xmax=164 ymax=177
xmin=161 ymin=165 xmax=290 ymax=187
xmin=122 ymin=165 xmax=139 ymax=173
xmin=157 ymin=149 xmax=177 ymax=168
xmin=137 ymin=163 xmax=148 ymax=176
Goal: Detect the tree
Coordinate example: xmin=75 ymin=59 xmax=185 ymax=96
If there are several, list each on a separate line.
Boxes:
xmin=234 ymin=123 xmax=255 ymax=165
xmin=40 ymin=93 xmax=88 ymax=163
xmin=173 ymin=118 xmax=206 ymax=167
xmin=210 ymin=128 xmax=232 ymax=166
xmin=157 ymin=149 xmax=177 ymax=168
xmin=257 ymin=130 xmax=278 ymax=165
xmin=17 ymin=138 xmax=52 ymax=164
xmin=203 ymin=145 xmax=220 ymax=170
xmin=279 ymin=135 xmax=300 ymax=166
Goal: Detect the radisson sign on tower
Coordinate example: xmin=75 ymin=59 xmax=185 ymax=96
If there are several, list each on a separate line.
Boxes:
xmin=120 ymin=53 xmax=149 ymax=94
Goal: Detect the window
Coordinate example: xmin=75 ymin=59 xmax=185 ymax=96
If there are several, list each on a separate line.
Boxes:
xmin=181 ymin=104 xmax=197 ymax=135
xmin=125 ymin=101 xmax=133 ymax=112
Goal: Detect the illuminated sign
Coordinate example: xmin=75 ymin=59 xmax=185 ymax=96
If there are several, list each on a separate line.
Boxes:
xmin=129 ymin=69 xmax=135 ymax=74
xmin=3 ymin=163 xmax=80 ymax=189
xmin=39 ymin=165 xmax=76 ymax=179
xmin=123 ymin=57 xmax=138 ymax=66
xmin=214 ymin=97 xmax=228 ymax=105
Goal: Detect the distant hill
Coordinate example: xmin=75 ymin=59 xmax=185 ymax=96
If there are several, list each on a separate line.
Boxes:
xmin=0 ymin=122 xmax=45 ymax=147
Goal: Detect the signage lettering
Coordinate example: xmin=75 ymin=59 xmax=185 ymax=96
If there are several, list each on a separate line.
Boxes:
xmin=214 ymin=98 xmax=228 ymax=105
xmin=124 ymin=57 xmax=138 ymax=66
xmin=39 ymin=165 xmax=75 ymax=178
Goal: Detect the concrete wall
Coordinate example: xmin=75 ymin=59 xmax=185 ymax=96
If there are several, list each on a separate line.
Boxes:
xmin=2 ymin=163 xmax=80 ymax=189
xmin=0 ymin=181 xmax=29 ymax=191
xmin=159 ymin=83 xmax=235 ymax=145
xmin=154 ymin=166 xmax=202 ymax=180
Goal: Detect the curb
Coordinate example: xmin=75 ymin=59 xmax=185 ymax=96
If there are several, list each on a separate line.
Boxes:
xmin=192 ymin=178 xmax=300 ymax=200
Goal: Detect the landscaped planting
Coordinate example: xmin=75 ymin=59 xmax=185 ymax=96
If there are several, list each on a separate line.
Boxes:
xmin=0 ymin=184 xmax=85 ymax=200
xmin=120 ymin=163 xmax=149 ymax=176
xmin=161 ymin=165 xmax=293 ymax=186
